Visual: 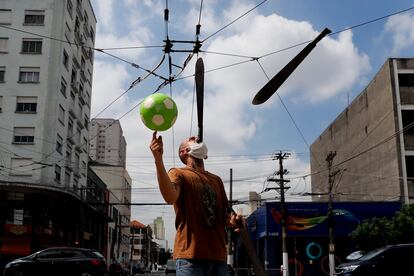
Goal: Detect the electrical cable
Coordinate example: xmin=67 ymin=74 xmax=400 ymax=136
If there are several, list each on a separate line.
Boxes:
xmin=201 ymin=0 xmax=269 ymax=42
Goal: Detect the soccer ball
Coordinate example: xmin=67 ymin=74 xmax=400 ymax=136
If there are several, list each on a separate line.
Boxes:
xmin=139 ymin=93 xmax=178 ymax=131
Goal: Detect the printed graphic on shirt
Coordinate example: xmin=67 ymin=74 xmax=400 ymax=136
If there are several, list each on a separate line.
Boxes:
xmin=202 ymin=183 xmax=217 ymax=228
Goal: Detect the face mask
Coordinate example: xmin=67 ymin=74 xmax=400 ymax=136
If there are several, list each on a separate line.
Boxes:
xmin=189 ymin=142 xmax=208 ymax=160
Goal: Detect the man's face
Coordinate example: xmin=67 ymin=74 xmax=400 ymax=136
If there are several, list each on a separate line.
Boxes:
xmin=179 ymin=136 xmax=197 ymax=164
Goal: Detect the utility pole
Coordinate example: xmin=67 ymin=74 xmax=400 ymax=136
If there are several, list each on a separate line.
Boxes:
xmin=130 ymin=226 xmax=134 ymax=276
xmin=326 ymin=151 xmax=338 ymax=276
xmin=267 ymin=152 xmax=290 ymax=276
xmin=227 ymin=168 xmax=234 ymax=269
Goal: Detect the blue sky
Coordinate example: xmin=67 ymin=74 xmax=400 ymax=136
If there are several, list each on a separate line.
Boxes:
xmin=89 ymin=0 xmax=414 ymax=246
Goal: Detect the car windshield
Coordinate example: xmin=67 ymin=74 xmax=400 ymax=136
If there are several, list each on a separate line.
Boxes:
xmin=358 ymin=247 xmax=387 ymax=261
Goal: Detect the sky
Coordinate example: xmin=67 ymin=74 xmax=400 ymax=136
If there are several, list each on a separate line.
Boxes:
xmin=88 ymin=0 xmax=414 ymax=248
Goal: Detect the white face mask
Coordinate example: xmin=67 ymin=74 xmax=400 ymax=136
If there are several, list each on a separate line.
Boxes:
xmin=188 ymin=142 xmax=208 ymax=160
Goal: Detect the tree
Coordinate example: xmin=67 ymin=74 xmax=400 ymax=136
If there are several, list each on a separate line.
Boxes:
xmin=393 ymin=204 xmax=414 ymax=243
xmin=350 ymin=204 xmax=414 ymax=251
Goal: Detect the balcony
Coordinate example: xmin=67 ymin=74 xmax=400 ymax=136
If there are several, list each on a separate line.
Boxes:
xmin=72 ymin=56 xmax=80 ymax=69
xmin=65 ymin=157 xmax=73 ymax=171
xmin=78 ymin=90 xmax=86 ymax=105
xmin=70 ymin=81 xmax=79 ymax=94
xmin=76 ymin=5 xmax=83 ymax=20
xmin=80 ymin=69 xmax=86 ymax=82
xmin=73 ymin=166 xmax=80 ymax=176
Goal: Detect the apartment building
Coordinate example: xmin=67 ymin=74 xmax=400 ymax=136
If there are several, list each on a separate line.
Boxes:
xmin=0 ymin=0 xmax=102 ymax=258
xmin=89 ymin=119 xmax=127 ymax=168
xmin=310 ymin=58 xmax=414 ymax=203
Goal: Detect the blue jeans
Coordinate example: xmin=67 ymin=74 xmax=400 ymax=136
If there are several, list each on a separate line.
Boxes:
xmin=176 ymin=259 xmax=230 ymax=276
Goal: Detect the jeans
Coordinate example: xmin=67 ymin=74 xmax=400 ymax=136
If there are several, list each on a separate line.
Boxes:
xmin=176 ymin=259 xmax=230 ymax=276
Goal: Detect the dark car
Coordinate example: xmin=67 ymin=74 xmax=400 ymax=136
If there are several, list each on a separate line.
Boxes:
xmin=335 ymin=243 xmax=414 ymax=276
xmin=3 ymin=247 xmax=107 ymax=276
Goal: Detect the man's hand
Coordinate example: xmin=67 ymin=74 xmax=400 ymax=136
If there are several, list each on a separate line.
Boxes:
xmin=229 ymin=212 xmax=245 ymax=234
xmin=150 ymin=131 xmax=163 ymax=162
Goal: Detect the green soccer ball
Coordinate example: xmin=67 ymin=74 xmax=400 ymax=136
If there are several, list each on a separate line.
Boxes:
xmin=140 ymin=93 xmax=178 ymax=131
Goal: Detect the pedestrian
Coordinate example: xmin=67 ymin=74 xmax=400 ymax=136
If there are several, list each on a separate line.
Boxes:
xmin=150 ymin=132 xmax=244 ymax=276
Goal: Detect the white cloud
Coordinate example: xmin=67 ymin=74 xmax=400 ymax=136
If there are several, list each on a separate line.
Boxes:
xmin=90 ymin=60 xmax=132 ymax=117
xmin=204 ymin=14 xmax=371 ymax=105
xmin=93 ymin=0 xmax=114 ymax=32
xmin=90 ymin=0 xmax=373 ymax=249
xmin=385 ymin=12 xmax=414 ymax=54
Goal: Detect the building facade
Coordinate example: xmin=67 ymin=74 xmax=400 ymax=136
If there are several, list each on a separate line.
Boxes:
xmin=130 ymin=220 xmax=152 ymax=270
xmin=90 ymin=163 xmax=132 ymax=264
xmin=89 ymin=119 xmax=127 ymax=168
xmin=0 ymin=0 xmax=100 ymax=260
xmin=88 ymin=118 xmax=131 ymax=264
xmin=151 ymin=217 xmax=165 ymax=240
xmin=310 ymin=58 xmax=414 ymax=203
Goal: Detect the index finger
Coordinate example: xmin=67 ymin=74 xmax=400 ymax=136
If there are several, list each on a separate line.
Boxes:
xmin=152 ymin=131 xmax=157 ymax=141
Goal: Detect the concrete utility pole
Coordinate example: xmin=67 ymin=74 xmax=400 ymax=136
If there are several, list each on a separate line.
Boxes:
xmin=326 ymin=151 xmax=338 ymax=276
xmin=227 ymin=168 xmax=234 ymax=268
xmin=130 ymin=228 xmax=134 ymax=276
xmin=267 ymin=152 xmax=290 ymax=276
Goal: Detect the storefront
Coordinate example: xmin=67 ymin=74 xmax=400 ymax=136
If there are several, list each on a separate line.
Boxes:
xmin=245 ymin=201 xmax=401 ymax=276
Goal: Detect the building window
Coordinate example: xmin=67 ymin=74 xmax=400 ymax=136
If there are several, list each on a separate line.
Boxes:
xmin=63 ymin=50 xmax=69 ymax=68
xmin=13 ymin=127 xmax=35 ymax=144
xmin=16 ymin=96 xmax=37 ymax=112
xmin=58 ymin=105 xmax=65 ymax=125
xmin=0 ymin=96 xmax=3 ymax=112
xmin=24 ymin=10 xmax=45 ymax=25
xmin=0 ymin=66 xmax=5 ymax=82
xmin=55 ymin=165 xmax=61 ymax=182
xmin=65 ymin=171 xmax=71 ymax=186
xmin=10 ymin=158 xmax=33 ymax=176
xmin=71 ymin=69 xmax=77 ymax=85
xmin=89 ymin=27 xmax=95 ymax=43
xmin=81 ymin=160 xmax=86 ymax=175
xmin=56 ymin=134 xmax=63 ymax=154
xmin=68 ymin=117 xmax=74 ymax=136
xmin=74 ymin=17 xmax=80 ymax=33
xmin=22 ymin=39 xmax=42 ymax=54
xmin=0 ymin=9 xmax=12 ymax=25
xmin=399 ymin=73 xmax=414 ymax=87
xmin=67 ymin=0 xmax=73 ymax=17
xmin=84 ymin=115 xmax=89 ymax=130
xmin=0 ymin=37 xmax=9 ymax=53
xmin=65 ymin=23 xmax=71 ymax=42
xmin=60 ymin=77 xmax=67 ymax=97
xmin=83 ymin=11 xmax=88 ymax=25
xmin=73 ymin=175 xmax=79 ymax=190
xmin=83 ymin=137 xmax=88 ymax=152
xmin=19 ymin=67 xmax=40 ymax=83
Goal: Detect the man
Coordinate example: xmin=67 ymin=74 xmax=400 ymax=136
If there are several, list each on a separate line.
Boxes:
xmin=150 ymin=132 xmax=241 ymax=276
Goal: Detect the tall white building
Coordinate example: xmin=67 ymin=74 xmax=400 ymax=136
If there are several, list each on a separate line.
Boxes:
xmin=89 ymin=119 xmax=131 ymax=263
xmin=0 ymin=0 xmax=100 ymax=257
xmin=152 ymin=216 xmax=165 ymax=240
xmin=89 ymin=118 xmax=127 ymax=167
xmin=0 ymin=0 xmax=96 ymax=194
xmin=91 ymin=164 xmax=131 ymax=263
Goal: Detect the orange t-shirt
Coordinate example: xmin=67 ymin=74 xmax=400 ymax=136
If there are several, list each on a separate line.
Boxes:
xmin=168 ymin=167 xmax=230 ymax=262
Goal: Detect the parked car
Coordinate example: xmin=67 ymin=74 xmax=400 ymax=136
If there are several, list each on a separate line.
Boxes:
xmin=3 ymin=247 xmax=107 ymax=276
xmin=165 ymin=259 xmax=176 ymax=274
xmin=335 ymin=243 xmax=414 ymax=276
xmin=109 ymin=261 xmax=127 ymax=276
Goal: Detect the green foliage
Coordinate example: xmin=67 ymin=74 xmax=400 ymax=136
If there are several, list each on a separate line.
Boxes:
xmin=350 ymin=204 xmax=414 ymax=251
